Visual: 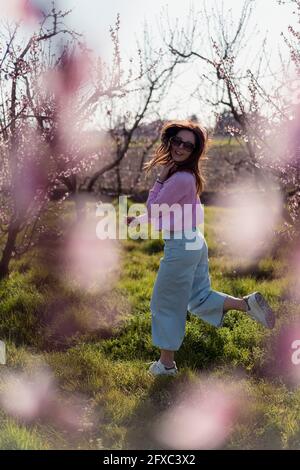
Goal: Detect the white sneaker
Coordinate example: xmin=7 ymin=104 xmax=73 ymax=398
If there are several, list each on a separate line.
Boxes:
xmin=243 ymin=291 xmax=275 ymax=329
xmin=148 ymin=359 xmax=178 ymax=376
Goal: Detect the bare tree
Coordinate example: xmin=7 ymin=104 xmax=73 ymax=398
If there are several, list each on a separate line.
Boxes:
xmin=0 ymin=6 xmax=149 ymax=278
xmin=158 ymin=0 xmax=300 ymax=236
xmin=85 ymin=22 xmax=185 ymax=196
xmin=0 ymin=5 xmax=83 ymax=279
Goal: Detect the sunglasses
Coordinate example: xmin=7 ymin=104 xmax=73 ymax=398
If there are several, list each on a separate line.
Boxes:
xmin=170 ymin=136 xmax=195 ymax=153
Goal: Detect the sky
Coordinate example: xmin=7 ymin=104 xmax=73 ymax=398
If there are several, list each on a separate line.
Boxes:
xmin=62 ymin=0 xmax=295 ymax=61
xmin=1 ymin=0 xmax=298 ymax=126
xmin=61 ymin=0 xmax=298 ymax=125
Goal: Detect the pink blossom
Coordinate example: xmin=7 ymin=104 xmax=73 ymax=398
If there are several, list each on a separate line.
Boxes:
xmin=0 ymin=0 xmax=44 ymax=23
xmin=214 ymin=178 xmax=282 ymax=262
xmin=153 ymin=375 xmax=246 ymax=449
xmin=0 ymin=367 xmax=88 ymax=431
xmin=272 ymin=320 xmax=300 ymax=386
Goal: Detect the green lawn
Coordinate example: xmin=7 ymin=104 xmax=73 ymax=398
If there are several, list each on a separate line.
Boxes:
xmin=0 ymin=202 xmax=299 ymax=449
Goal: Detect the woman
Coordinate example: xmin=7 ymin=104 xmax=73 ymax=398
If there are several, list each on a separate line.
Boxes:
xmin=126 ymin=119 xmax=275 ymax=376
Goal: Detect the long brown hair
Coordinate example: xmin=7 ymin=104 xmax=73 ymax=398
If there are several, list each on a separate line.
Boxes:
xmin=143 ymin=120 xmax=208 ymax=195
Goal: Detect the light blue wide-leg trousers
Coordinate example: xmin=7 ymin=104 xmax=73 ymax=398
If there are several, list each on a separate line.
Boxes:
xmin=150 ymin=228 xmax=228 ymax=351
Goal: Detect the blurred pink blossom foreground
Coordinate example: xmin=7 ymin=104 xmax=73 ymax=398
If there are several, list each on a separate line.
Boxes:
xmin=153 ymin=375 xmax=247 ymax=449
xmin=0 ymin=367 xmax=88 ymax=431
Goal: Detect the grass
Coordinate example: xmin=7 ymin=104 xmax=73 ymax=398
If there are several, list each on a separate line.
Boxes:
xmin=0 ymin=201 xmax=299 ymax=449
xmin=209 ymin=135 xmax=245 ymax=148
xmin=0 ymin=419 xmax=49 ymax=450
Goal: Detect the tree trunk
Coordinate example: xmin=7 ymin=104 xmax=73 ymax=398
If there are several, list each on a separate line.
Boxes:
xmin=74 ymin=192 xmax=87 ymax=223
xmin=0 ymin=221 xmax=19 ymax=280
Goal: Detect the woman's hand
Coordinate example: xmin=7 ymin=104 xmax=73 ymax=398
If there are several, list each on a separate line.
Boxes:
xmin=158 ymin=160 xmax=178 ymax=182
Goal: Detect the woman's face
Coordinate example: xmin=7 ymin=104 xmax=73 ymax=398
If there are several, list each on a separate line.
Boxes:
xmin=170 ymin=129 xmax=196 ymax=164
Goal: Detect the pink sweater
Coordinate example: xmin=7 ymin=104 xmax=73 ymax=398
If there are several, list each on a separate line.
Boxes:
xmin=133 ymin=170 xmax=204 ymax=231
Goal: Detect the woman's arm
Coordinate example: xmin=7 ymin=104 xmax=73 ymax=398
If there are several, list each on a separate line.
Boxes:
xmin=127 ymin=171 xmax=192 ymax=226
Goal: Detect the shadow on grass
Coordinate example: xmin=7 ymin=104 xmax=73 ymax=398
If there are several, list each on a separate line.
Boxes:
xmin=224 ymin=263 xmax=275 ymax=281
